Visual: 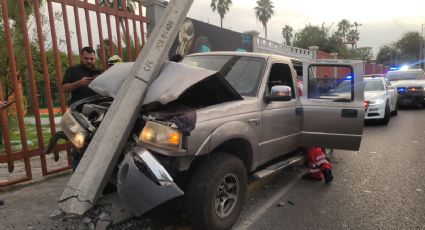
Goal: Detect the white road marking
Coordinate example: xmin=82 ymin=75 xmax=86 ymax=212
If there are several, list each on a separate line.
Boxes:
xmin=233 ymin=172 xmax=302 ymax=230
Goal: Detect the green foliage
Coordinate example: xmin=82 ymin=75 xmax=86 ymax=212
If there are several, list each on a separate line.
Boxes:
xmin=281 ymin=25 xmax=293 ymax=46
xmin=98 ymin=0 xmax=137 ymax=12
xmin=293 ymin=24 xmax=332 ymax=52
xmin=254 ymin=0 xmax=274 ymax=39
xmin=377 ymin=32 xmax=424 ymax=67
xmin=210 ymin=0 xmax=232 ymax=28
xmin=97 ymin=38 xmax=140 ymax=64
xmin=292 ymin=20 xmax=367 ymax=59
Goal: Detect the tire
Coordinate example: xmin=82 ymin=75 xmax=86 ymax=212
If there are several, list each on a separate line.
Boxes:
xmin=391 ymin=102 xmax=398 ymax=116
xmin=381 ymin=102 xmax=390 ymax=125
xmin=185 ymin=153 xmax=247 ymax=230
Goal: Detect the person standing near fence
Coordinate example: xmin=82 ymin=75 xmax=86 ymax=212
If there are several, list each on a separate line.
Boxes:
xmin=62 ymin=46 xmax=101 ymax=105
xmin=61 ymin=46 xmax=102 ymax=171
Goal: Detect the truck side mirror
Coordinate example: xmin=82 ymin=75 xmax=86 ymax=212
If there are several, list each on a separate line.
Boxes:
xmin=265 ymin=85 xmax=292 ymax=103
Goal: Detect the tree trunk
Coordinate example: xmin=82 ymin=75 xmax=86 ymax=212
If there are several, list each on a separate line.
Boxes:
xmin=265 ymin=25 xmax=268 ymax=39
xmin=220 ymin=17 xmax=223 ymax=28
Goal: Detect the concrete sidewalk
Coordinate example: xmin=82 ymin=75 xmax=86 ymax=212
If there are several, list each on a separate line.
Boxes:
xmin=0 ymin=173 xmax=71 ymax=230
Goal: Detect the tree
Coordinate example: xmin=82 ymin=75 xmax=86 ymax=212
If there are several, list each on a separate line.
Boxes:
xmin=293 ymin=24 xmax=330 ymax=51
xmin=281 ymin=25 xmax=293 ymax=46
xmin=377 ymin=32 xmax=424 ymax=67
xmin=98 ymin=0 xmax=138 ymax=46
xmin=337 ymin=19 xmax=351 ymax=43
xmin=376 ymin=45 xmax=395 ymax=66
xmin=254 ymin=0 xmax=274 ymax=39
xmin=292 ymin=23 xmax=354 ymax=58
xmin=210 ymin=0 xmax=232 ymax=29
xmin=352 ymin=47 xmax=373 ymax=60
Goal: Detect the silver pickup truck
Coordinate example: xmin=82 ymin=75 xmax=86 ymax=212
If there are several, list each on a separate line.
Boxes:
xmin=50 ymin=52 xmax=365 ymax=230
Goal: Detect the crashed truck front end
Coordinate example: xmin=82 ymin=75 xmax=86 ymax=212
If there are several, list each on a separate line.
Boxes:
xmin=89 ymin=61 xmax=243 ymax=216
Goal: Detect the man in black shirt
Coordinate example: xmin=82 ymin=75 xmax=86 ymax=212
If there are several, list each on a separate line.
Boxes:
xmin=62 ymin=46 xmax=100 ymax=105
xmin=62 ymin=47 xmax=102 ymax=171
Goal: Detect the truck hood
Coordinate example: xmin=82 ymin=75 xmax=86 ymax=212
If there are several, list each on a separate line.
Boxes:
xmin=89 ymin=62 xmax=242 ymax=105
xmin=195 ymin=97 xmax=259 ymax=123
xmin=389 ymin=79 xmax=425 ymax=87
xmin=364 ymin=91 xmax=385 ymax=101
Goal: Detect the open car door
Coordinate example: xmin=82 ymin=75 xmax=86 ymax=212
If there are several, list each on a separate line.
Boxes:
xmin=300 ymin=59 xmax=364 ymax=150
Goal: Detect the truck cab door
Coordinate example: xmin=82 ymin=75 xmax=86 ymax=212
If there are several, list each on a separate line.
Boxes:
xmin=300 ymin=59 xmax=364 ymax=150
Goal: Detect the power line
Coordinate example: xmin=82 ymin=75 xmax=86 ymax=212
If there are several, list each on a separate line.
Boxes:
xmin=391 ymin=18 xmax=407 ymax=33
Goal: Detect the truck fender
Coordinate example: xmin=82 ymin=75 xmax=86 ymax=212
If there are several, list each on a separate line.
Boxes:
xmin=195 ymin=121 xmax=259 ymax=169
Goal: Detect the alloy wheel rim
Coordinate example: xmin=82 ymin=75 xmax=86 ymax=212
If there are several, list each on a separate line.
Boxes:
xmin=215 ymin=173 xmax=239 ymax=219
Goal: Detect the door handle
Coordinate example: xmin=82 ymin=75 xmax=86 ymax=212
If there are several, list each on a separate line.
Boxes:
xmin=341 ymin=109 xmax=358 ymax=118
xmin=248 ymin=118 xmax=261 ymax=125
xmin=295 ymin=107 xmax=303 ymax=116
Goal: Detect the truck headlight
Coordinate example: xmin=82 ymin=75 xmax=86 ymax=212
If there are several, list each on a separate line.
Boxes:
xmin=369 ymin=99 xmax=384 ymax=105
xmin=139 ymin=121 xmax=182 ymax=151
xmin=60 ymin=110 xmax=88 ymax=149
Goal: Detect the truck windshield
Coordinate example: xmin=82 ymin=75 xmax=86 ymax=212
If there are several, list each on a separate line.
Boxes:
xmin=183 ymin=55 xmax=266 ymax=96
xmin=386 ymin=71 xmax=425 ymax=81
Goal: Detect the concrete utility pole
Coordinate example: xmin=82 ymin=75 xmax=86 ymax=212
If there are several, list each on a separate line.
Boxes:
xmin=58 ymin=0 xmax=194 ymax=215
xmin=419 ymin=24 xmax=425 ymax=70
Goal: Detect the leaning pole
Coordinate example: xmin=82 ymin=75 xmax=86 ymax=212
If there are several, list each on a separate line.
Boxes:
xmin=58 ymin=0 xmax=195 ymax=215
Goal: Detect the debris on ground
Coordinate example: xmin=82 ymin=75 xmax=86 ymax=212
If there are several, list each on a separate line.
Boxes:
xmin=49 ymin=209 xmax=65 ymax=220
xmin=287 ymin=200 xmax=295 ymax=205
xmin=277 ymin=201 xmax=285 ymax=207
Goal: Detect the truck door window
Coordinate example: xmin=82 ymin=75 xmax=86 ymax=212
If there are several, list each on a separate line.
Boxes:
xmin=308 ymin=65 xmax=354 ymax=102
xmin=268 ymin=63 xmax=295 ymax=98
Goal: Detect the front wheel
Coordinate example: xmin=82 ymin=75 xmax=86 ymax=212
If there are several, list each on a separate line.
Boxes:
xmin=185 ymin=153 xmax=247 ymax=230
xmin=381 ymin=103 xmax=390 ymax=125
xmin=391 ymin=102 xmax=398 ymax=116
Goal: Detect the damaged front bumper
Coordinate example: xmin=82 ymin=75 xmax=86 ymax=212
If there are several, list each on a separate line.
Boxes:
xmin=117 ymin=146 xmax=184 ymax=216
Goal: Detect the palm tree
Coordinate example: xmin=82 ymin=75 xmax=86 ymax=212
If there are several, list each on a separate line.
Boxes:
xmin=210 ymin=0 xmax=232 ymax=28
xmin=254 ymin=0 xmax=274 ymax=39
xmin=337 ymin=19 xmax=351 ymax=43
xmin=281 ymin=25 xmax=293 ymax=46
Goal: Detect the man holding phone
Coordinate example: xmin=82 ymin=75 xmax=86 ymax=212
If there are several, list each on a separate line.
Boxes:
xmin=62 ymin=46 xmax=102 ymax=105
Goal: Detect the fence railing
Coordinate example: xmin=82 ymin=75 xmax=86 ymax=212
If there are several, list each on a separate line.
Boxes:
xmin=0 ymin=0 xmax=146 ymax=187
xmin=254 ymin=36 xmax=313 ymax=59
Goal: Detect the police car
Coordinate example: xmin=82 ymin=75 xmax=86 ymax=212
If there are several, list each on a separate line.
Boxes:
xmin=364 ymin=76 xmax=398 ymax=124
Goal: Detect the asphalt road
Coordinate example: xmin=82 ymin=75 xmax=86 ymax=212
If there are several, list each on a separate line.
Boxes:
xmin=1 ymin=108 xmax=424 ymax=230
xmin=234 ymin=107 xmax=425 ymax=230
xmin=127 ymin=107 xmax=425 ymax=230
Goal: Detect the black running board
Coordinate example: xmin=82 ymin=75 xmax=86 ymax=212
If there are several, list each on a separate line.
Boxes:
xmin=253 ymin=155 xmax=305 ymax=179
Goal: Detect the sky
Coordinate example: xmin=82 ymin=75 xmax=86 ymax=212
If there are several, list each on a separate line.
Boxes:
xmin=187 ymin=0 xmax=425 ymax=57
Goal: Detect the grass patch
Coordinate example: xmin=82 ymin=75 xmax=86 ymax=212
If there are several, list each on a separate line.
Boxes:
xmin=0 ymin=123 xmax=62 ymax=152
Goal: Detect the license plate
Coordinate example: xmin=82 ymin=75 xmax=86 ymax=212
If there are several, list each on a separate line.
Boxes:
xmin=402 ymin=99 xmax=412 ymax=103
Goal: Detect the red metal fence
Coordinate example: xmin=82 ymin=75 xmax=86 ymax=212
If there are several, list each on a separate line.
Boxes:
xmin=0 ymin=0 xmax=146 ymax=187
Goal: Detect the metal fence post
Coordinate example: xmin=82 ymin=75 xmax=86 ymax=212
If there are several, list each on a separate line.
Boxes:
xmin=143 ymin=0 xmax=167 ymax=38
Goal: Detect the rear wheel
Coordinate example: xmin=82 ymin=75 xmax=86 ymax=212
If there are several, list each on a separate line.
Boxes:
xmin=185 ymin=153 xmax=247 ymax=230
xmin=381 ymin=102 xmax=390 ymax=125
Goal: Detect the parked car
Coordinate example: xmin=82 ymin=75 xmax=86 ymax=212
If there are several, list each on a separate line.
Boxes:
xmin=364 ymin=76 xmax=398 ymax=124
xmin=46 ymin=52 xmax=365 ymax=230
xmin=386 ymin=69 xmax=425 ymax=107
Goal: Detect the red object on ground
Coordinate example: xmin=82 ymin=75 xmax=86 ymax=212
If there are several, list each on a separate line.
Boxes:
xmin=305 ymin=147 xmax=332 ymax=180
